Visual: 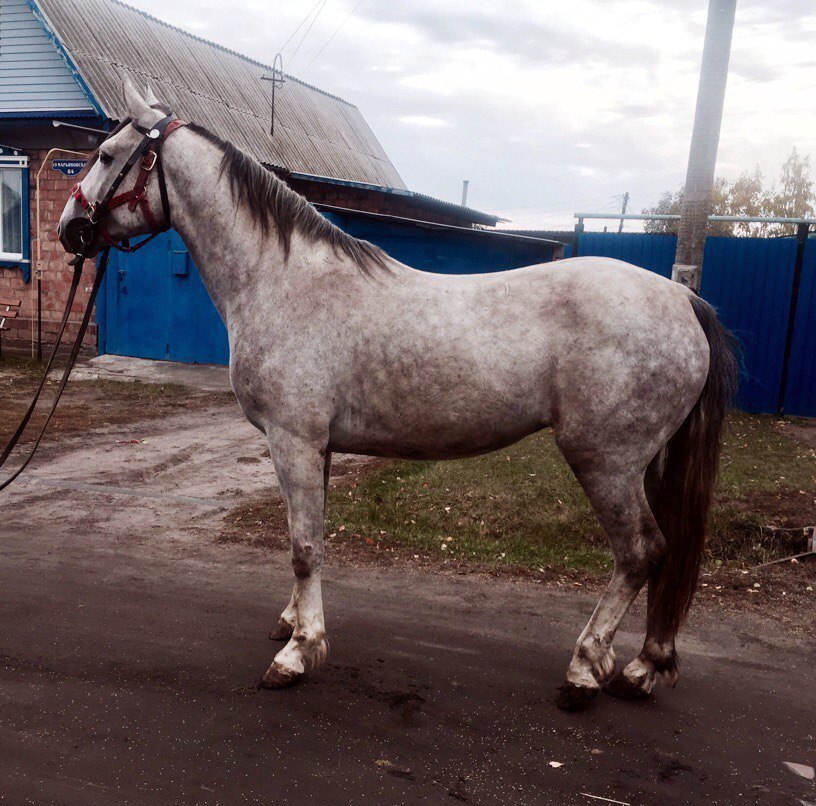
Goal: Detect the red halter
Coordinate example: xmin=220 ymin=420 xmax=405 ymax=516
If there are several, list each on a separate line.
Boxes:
xmin=71 ymin=118 xmax=186 ymax=252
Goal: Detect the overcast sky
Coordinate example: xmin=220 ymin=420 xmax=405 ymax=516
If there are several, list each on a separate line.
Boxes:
xmin=126 ymin=0 xmax=816 ymax=230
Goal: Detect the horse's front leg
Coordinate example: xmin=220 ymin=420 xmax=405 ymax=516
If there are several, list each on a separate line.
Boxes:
xmin=260 ymin=432 xmax=330 ymax=689
xmin=268 ymin=452 xmax=332 ymax=643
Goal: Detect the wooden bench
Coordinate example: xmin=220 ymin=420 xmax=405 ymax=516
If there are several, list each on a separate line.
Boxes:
xmin=0 ymin=295 xmax=21 ymax=358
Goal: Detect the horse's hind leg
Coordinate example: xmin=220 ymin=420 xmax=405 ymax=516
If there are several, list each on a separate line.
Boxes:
xmin=556 ymin=468 xmax=665 ymax=711
xmin=269 ymin=453 xmax=332 ymax=643
xmin=260 ymin=433 xmax=331 ymax=689
xmin=606 ymin=455 xmax=678 ymax=700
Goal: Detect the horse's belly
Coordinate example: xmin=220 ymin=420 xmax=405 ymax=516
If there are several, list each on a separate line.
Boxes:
xmin=328 ymin=397 xmax=550 ymax=460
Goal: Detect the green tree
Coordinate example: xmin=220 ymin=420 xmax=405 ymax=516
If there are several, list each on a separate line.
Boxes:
xmin=769 ymin=148 xmax=814 ymax=233
xmin=727 ymin=167 xmax=768 ymax=235
xmin=643 ymin=178 xmax=732 ymax=235
xmin=642 ymin=148 xmax=814 ymax=236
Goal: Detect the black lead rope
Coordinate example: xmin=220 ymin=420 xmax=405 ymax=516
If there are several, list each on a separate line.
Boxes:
xmin=0 ymin=113 xmax=181 ymax=493
xmin=0 ymin=247 xmax=111 ymax=492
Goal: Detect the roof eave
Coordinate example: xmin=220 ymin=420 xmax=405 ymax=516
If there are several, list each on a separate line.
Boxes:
xmin=287 ymin=171 xmax=503 ymax=226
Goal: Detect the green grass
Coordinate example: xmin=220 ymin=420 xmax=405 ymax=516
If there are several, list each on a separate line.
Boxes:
xmin=718 ymin=412 xmax=815 ymax=493
xmin=326 ymin=413 xmax=816 ymax=574
xmin=328 ymin=436 xmax=609 ymax=573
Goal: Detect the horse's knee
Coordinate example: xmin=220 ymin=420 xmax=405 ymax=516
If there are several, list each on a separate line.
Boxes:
xmin=291 ymin=537 xmax=323 ymax=577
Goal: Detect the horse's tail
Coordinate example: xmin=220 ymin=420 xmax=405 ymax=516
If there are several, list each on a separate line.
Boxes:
xmin=651 ymin=295 xmax=739 ymax=635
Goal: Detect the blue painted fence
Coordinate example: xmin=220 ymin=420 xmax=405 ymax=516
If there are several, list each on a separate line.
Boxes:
xmin=576 ymin=232 xmax=815 ymax=416
xmin=321 ymin=211 xmax=556 ymax=274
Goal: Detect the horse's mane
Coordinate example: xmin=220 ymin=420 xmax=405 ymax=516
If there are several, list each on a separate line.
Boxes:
xmin=185 ymin=121 xmax=389 ymax=275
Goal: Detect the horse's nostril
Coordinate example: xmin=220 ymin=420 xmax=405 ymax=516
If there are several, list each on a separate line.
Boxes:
xmin=62 ymin=216 xmax=96 ymax=252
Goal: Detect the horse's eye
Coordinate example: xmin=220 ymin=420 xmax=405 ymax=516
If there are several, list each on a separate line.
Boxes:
xmin=99 ymin=152 xmax=113 ymax=166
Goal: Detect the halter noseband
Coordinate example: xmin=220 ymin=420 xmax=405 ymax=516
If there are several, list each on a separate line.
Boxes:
xmin=70 ymin=114 xmax=186 ymax=253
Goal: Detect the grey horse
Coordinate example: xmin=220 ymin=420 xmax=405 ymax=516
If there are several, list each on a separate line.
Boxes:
xmin=59 ymin=83 xmax=738 ymax=711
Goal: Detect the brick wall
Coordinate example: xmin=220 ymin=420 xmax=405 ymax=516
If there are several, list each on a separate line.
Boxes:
xmin=0 ymin=147 xmax=97 ymax=352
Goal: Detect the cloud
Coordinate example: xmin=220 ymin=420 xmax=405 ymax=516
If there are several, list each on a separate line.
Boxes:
xmin=729 ymin=51 xmax=784 ymax=83
xmin=399 ymin=115 xmax=449 ymax=128
xmin=358 ymin=2 xmax=661 ymax=68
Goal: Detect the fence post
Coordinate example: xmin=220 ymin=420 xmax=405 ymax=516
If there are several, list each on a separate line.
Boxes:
xmin=776 ymin=222 xmax=810 ymax=418
xmin=573 ymin=218 xmax=584 ymax=257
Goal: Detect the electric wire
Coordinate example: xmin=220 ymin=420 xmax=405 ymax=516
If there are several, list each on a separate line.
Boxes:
xmin=303 ymin=0 xmax=367 ymax=72
xmin=289 ymin=0 xmax=330 ymax=64
xmin=277 ymin=0 xmax=325 ymax=55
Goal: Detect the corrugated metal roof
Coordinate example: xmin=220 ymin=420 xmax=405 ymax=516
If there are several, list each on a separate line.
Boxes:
xmin=30 ymin=0 xmax=406 ymax=188
xmin=288 ymin=172 xmax=503 ymax=226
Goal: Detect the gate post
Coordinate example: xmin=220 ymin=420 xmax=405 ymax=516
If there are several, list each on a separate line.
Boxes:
xmin=573 ymin=217 xmax=583 ymax=257
xmin=776 ymin=222 xmax=810 ymax=418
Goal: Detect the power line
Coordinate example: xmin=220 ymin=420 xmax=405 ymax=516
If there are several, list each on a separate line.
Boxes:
xmin=277 ymin=0 xmax=325 ymax=55
xmin=289 ymin=0 xmax=330 ymax=64
xmin=303 ymin=0 xmax=366 ymax=72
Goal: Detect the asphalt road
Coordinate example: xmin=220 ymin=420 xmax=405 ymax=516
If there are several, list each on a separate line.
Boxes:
xmin=0 ymin=401 xmax=814 ymax=805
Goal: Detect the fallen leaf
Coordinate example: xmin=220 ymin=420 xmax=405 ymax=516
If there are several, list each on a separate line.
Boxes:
xmin=784 ymin=762 xmax=815 ymax=780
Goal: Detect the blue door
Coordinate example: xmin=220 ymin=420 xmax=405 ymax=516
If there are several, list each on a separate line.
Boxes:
xmin=97 ymin=230 xmax=229 ymax=365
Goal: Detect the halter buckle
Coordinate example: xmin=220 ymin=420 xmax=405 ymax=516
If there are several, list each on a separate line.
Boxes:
xmin=140 ymin=150 xmax=158 ymax=172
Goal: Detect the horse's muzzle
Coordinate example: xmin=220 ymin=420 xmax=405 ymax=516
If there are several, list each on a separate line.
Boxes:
xmin=59 ymin=216 xmax=97 ymax=255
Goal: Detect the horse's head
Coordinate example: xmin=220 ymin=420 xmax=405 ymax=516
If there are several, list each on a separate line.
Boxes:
xmin=58 ymin=81 xmax=180 ymax=257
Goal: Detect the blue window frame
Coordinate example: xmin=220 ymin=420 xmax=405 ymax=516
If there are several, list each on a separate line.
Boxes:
xmin=0 ymin=146 xmax=30 ymax=280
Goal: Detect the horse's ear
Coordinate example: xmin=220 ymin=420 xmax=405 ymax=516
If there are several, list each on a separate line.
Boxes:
xmin=144 ymin=85 xmax=160 ymax=107
xmin=122 ymin=79 xmax=152 ymax=123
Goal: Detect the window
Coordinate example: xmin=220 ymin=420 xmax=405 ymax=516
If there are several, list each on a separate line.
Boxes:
xmin=0 ymin=168 xmax=23 ymax=258
xmin=0 ymin=150 xmax=28 ymax=263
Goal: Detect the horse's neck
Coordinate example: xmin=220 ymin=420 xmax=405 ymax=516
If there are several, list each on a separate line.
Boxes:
xmin=162 ymin=132 xmax=287 ymax=321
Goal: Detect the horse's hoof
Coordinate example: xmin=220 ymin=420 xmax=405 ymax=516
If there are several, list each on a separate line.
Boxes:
xmin=603 ymin=671 xmax=651 ymax=701
xmin=258 ymin=662 xmax=302 ymax=690
xmin=268 ymin=618 xmax=295 ymax=641
xmin=555 ymin=682 xmax=599 ymax=711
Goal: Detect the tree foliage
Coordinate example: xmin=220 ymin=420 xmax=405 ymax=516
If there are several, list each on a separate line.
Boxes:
xmin=642 ymin=148 xmax=814 ymax=236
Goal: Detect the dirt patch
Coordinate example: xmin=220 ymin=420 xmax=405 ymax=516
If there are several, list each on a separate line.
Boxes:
xmin=0 ymin=359 xmax=235 ymax=449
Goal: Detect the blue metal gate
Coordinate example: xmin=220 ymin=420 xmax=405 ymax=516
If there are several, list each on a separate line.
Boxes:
xmin=577 ymin=232 xmax=815 ymax=416
xmin=96 ymin=230 xmax=229 ymax=365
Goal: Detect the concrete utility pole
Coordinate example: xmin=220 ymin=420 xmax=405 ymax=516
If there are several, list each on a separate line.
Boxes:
xmin=671 ymin=0 xmax=737 ymax=291
xmin=617 ymin=192 xmax=629 ymax=233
